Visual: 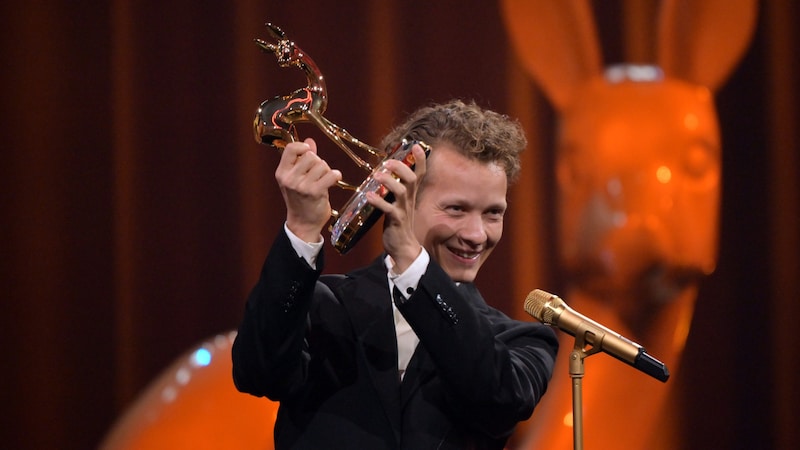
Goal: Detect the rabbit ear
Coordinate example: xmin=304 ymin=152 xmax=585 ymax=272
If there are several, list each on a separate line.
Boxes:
xmin=657 ymin=0 xmax=758 ymax=91
xmin=500 ymin=0 xmax=602 ymax=111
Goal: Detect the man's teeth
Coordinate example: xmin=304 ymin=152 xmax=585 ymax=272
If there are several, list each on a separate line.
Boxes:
xmin=453 ymin=249 xmax=479 ymax=259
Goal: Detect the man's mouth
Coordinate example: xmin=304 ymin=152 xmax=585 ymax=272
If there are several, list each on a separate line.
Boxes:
xmin=449 ymin=248 xmax=480 ymax=261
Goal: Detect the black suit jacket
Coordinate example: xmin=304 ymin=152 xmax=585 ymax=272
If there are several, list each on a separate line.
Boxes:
xmin=232 ymin=230 xmax=558 ymax=449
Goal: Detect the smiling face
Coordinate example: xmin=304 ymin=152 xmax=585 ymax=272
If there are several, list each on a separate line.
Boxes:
xmin=413 ymin=144 xmax=508 ymax=282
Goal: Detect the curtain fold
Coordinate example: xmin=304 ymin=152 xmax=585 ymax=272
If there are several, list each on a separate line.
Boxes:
xmin=765 ymin=3 xmax=800 ymax=449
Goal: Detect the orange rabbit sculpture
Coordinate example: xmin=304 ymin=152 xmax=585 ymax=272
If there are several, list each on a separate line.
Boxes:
xmin=501 ymin=0 xmax=757 ymax=448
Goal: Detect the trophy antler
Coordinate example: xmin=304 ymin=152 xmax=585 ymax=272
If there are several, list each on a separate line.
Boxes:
xmin=253 ymin=23 xmax=383 ymax=172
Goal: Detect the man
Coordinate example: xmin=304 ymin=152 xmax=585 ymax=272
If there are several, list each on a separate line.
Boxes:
xmin=232 ymin=99 xmax=558 ymax=449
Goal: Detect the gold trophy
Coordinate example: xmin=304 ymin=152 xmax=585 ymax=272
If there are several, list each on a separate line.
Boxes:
xmin=253 ymin=23 xmax=429 ymax=254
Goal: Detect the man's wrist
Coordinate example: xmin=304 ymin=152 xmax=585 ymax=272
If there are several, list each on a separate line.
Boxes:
xmin=390 ymin=245 xmax=424 ymax=274
xmin=285 ymin=221 xmax=323 ymax=243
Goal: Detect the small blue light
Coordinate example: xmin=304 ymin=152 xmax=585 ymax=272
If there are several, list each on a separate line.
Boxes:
xmin=193 ymin=348 xmax=212 ymax=366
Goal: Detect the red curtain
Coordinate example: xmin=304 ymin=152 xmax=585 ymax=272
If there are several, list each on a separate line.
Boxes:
xmin=1 ymin=1 xmax=797 ymax=449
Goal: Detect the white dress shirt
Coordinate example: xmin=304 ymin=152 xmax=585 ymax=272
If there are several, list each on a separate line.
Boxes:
xmin=285 ymin=224 xmax=425 ymax=380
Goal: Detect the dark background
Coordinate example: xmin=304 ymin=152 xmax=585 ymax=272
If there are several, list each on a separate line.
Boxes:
xmin=1 ymin=1 xmax=797 ymax=449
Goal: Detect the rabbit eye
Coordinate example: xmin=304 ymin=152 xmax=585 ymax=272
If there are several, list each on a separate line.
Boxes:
xmin=681 ymin=141 xmax=720 ymax=189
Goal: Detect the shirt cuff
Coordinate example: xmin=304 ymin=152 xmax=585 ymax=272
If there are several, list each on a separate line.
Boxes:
xmin=284 ymin=223 xmax=323 ymax=269
xmin=388 ymin=248 xmax=430 ymax=302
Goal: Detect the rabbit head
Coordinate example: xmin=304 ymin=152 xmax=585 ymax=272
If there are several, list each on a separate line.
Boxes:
xmin=502 ymin=0 xmax=757 ymax=324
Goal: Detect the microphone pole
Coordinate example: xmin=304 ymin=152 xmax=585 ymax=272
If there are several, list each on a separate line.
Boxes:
xmin=565 ymin=318 xmax=602 ymax=450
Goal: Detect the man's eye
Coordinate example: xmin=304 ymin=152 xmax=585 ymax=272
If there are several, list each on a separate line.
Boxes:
xmin=486 ymin=210 xmax=505 ymax=220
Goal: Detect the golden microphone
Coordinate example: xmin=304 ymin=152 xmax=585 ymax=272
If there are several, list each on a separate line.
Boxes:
xmin=524 ymin=289 xmax=669 ymax=382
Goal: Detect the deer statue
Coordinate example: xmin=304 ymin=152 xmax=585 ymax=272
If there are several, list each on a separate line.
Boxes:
xmin=501 ymin=0 xmax=757 ymax=448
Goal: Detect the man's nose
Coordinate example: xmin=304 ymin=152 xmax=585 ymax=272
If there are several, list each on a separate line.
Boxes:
xmin=459 ymin=214 xmax=488 ymax=243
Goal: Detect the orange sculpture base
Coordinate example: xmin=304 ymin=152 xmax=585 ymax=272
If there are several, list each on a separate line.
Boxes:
xmin=101 ymin=332 xmax=278 ymax=450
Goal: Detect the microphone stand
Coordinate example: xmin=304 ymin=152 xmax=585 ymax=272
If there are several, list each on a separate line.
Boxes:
xmin=569 ymin=323 xmax=605 ymax=450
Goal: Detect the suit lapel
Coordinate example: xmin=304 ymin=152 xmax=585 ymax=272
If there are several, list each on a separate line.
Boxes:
xmin=337 ymin=259 xmax=402 ymax=442
xmin=399 ymin=343 xmax=435 ymax=409
xmin=399 ymin=282 xmax=479 ymax=409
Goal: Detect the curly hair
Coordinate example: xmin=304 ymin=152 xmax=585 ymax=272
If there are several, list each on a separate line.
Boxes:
xmin=380 ymin=99 xmax=527 ymax=184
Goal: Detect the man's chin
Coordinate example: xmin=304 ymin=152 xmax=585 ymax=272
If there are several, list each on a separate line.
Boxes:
xmin=443 ymin=266 xmax=479 ymax=283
